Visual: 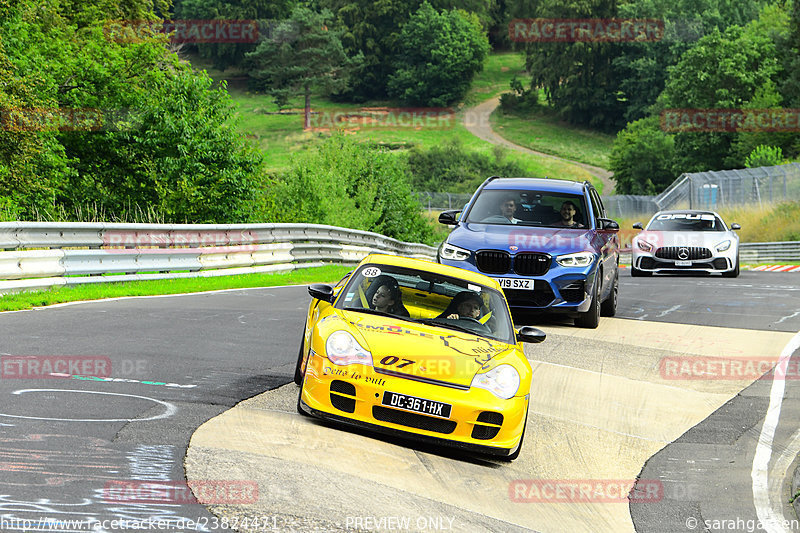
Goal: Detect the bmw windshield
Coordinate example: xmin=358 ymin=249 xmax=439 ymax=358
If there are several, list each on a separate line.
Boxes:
xmin=465 ymin=189 xmax=589 ymax=228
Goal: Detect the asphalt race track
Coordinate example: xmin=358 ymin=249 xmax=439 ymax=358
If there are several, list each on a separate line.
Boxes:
xmin=2 ymin=272 xmax=800 ymax=532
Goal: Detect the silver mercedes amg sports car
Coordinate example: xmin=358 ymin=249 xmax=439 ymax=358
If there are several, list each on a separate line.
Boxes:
xmin=630 ymin=210 xmax=741 ymax=277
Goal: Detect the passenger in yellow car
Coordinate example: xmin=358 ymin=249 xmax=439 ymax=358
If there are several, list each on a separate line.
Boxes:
xmin=438 ymin=291 xmax=485 ymax=320
xmin=365 ymin=275 xmax=410 ymax=317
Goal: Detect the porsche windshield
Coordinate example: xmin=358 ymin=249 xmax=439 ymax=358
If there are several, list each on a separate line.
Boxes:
xmin=464 ymin=189 xmax=589 ymax=228
xmin=646 ymin=213 xmax=726 ymax=231
xmin=336 ymin=264 xmax=515 ymax=344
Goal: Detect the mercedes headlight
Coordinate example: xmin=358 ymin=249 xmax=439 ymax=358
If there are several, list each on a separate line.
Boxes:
xmin=439 ymin=243 xmax=471 ymax=261
xmin=715 ymin=240 xmax=731 ymax=252
xmin=326 ymin=330 xmax=372 ymax=366
xmin=471 ymin=364 xmax=520 ymax=400
xmin=636 ymin=239 xmax=654 ymax=252
xmin=556 ymin=252 xmax=595 ymax=267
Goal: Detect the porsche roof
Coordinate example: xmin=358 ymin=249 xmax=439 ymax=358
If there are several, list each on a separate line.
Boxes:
xmin=361 ymin=254 xmax=503 ymax=291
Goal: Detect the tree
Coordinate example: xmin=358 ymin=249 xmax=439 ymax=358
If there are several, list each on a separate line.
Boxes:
xmin=613 ymin=0 xmax=767 ymax=123
xmin=387 ymin=3 xmax=489 ymax=106
xmin=173 ymin=0 xmax=292 ymax=70
xmin=609 ymin=116 xmax=676 ymax=194
xmin=245 ymin=6 xmax=361 ymax=129
xmin=1 ymin=0 xmax=264 ymax=222
xmin=267 ymin=135 xmax=435 ymax=244
xmin=661 ymin=21 xmax=783 ymax=172
xmin=512 ymin=0 xmax=627 ymax=131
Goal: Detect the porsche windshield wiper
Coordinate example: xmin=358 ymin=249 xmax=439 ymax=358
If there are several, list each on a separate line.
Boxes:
xmin=344 ymin=307 xmax=413 ymax=322
xmin=415 ymin=318 xmax=480 ymax=336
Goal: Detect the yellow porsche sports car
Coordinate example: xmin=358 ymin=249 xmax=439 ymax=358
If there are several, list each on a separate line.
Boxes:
xmin=295 ymin=254 xmax=545 ymax=460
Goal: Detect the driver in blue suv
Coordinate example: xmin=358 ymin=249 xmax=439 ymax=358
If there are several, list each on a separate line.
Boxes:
xmin=436 ymin=177 xmax=620 ymax=329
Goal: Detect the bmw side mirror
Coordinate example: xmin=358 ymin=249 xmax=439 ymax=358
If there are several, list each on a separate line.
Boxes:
xmin=731 ymin=223 xmax=741 ymax=230
xmin=517 ymin=326 xmax=546 ymax=344
xmin=598 ymin=218 xmax=619 ymax=231
xmin=632 ymin=222 xmax=643 ymax=230
xmin=308 ymin=284 xmax=335 ymax=303
xmin=438 ymin=210 xmax=461 ymax=225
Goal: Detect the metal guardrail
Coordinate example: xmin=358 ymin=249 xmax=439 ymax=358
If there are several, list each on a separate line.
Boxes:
xmin=739 ymin=241 xmax=800 ymax=263
xmin=0 ymin=222 xmax=438 ymax=294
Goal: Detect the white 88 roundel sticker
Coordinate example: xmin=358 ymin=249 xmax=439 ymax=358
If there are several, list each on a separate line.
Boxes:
xmin=362 ymin=267 xmax=382 ymax=278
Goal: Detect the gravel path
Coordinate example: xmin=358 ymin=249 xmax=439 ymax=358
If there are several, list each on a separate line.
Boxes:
xmin=463 ymin=96 xmax=615 ymax=193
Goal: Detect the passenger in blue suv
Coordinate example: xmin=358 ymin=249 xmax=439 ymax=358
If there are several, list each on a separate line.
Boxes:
xmin=437 ymin=177 xmax=620 ymax=328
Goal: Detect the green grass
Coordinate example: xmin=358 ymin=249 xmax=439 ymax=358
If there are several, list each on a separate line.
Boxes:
xmin=0 ymin=265 xmax=353 ymax=312
xmin=490 ymin=106 xmax=616 ymax=170
xmin=464 ymin=51 xmax=528 ymax=105
xmin=205 ymin=50 xmax=600 ymax=185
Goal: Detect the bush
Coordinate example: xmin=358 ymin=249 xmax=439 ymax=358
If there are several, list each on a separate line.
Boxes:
xmin=609 ymin=117 xmax=677 ymax=195
xmin=387 ymin=2 xmax=489 ymax=107
xmin=745 ymin=145 xmax=784 ymax=168
xmin=265 ymin=135 xmax=436 ymax=244
xmin=499 ymin=76 xmax=539 ymax=114
xmin=406 ymin=138 xmax=526 ymax=193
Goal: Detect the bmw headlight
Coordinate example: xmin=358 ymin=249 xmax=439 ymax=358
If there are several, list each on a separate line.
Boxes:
xmin=439 ymin=242 xmax=471 ymax=261
xmin=326 ymin=330 xmax=372 ymax=366
xmin=715 ymin=240 xmax=731 ymax=252
xmin=636 ymin=239 xmax=654 ymax=252
xmin=555 ymin=252 xmax=595 ymax=268
xmin=471 ymin=364 xmax=520 ymax=400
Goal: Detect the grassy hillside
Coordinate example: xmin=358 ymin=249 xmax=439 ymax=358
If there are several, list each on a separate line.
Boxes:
xmin=198 ymin=53 xmax=607 ymax=186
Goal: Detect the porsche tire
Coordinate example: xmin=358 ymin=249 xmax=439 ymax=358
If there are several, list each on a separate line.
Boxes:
xmin=293 ymin=326 xmax=306 ymax=386
xmin=503 ymin=407 xmax=528 ymax=462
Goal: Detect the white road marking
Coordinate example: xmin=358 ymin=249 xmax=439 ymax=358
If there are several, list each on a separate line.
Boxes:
xmin=752 ymin=328 xmax=800 ymax=532
xmin=657 ymin=305 xmax=682 ymax=318
xmin=0 ymin=389 xmax=177 ymax=422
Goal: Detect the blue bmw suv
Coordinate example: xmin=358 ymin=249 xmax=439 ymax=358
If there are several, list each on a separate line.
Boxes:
xmin=437 ymin=177 xmax=620 ymax=328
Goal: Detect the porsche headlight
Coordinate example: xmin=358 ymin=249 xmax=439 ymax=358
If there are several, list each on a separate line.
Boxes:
xmin=326 ymin=330 xmax=372 ymax=366
xmin=555 ymin=252 xmax=595 ymax=268
xmin=715 ymin=240 xmax=731 ymax=252
xmin=439 ymin=243 xmax=471 ymax=261
xmin=636 ymin=239 xmax=654 ymax=252
xmin=471 ymin=364 xmax=520 ymax=400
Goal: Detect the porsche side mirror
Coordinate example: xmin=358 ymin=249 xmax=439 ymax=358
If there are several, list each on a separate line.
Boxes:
xmin=632 ymin=222 xmax=643 ymax=230
xmin=438 ymin=210 xmax=461 ymax=225
xmin=308 ymin=284 xmax=335 ymax=303
xmin=517 ymin=326 xmax=546 ymax=344
xmin=731 ymin=223 xmax=741 ymax=230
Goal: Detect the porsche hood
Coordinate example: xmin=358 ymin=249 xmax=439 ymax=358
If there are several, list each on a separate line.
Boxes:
xmin=344 ymin=314 xmax=513 ymax=387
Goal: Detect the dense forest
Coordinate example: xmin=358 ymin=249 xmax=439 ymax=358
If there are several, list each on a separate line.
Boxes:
xmin=1 ymin=0 xmax=797 ymax=239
